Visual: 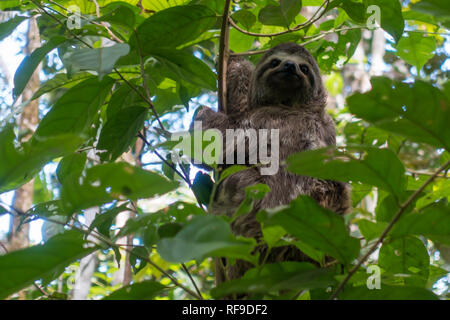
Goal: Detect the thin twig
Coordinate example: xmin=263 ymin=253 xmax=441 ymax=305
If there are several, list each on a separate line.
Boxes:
xmin=218 ymin=0 xmax=232 ymax=113
xmin=330 ymin=159 xmax=450 ymax=300
xmin=181 ymin=263 xmax=203 ymax=300
xmin=228 ymin=0 xmax=330 ymax=38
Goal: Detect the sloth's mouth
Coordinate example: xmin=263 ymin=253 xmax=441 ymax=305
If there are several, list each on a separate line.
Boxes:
xmin=273 ymin=69 xmax=302 ymax=80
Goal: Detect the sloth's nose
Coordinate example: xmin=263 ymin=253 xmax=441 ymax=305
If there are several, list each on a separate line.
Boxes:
xmin=283 ymin=61 xmax=297 ymax=73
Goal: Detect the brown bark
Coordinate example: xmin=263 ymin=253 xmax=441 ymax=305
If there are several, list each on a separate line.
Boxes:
xmin=8 ymin=17 xmax=41 ymax=253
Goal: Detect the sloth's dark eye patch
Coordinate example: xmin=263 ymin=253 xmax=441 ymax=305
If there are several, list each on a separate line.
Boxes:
xmin=270 ymin=58 xmax=281 ymax=68
xmin=300 ymin=64 xmax=309 ymax=75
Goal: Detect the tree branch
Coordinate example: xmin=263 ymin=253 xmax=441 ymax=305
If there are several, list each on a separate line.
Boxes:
xmin=228 ymin=0 xmax=330 ymax=38
xmin=218 ymin=0 xmax=232 ymax=113
xmin=330 ymin=159 xmax=450 ymax=300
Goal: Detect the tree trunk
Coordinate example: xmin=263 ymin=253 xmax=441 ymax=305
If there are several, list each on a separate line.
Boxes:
xmin=8 ymin=17 xmax=40 ymax=252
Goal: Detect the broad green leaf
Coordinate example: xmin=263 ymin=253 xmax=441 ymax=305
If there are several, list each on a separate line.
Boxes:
xmin=411 ymin=0 xmax=450 ymax=21
xmin=31 ymin=72 xmax=94 ymax=101
xmin=391 ymin=203 xmax=450 ymax=245
xmin=375 ymin=192 xmax=416 ymax=223
xmin=56 ymin=153 xmax=87 ymax=185
xmin=103 ymin=280 xmax=166 ymax=300
xmin=150 ymin=48 xmax=216 ymax=91
xmin=33 ymin=77 xmax=115 ymax=139
xmin=0 ymin=231 xmax=95 ymax=299
xmin=258 ymin=196 xmax=360 ymax=265
xmin=368 ymin=0 xmax=404 ymax=43
xmin=61 ymin=162 xmax=179 ymax=213
xmin=339 ymin=285 xmax=438 ymax=300
xmin=129 ymin=246 xmax=149 ymax=274
xmin=315 ymin=28 xmax=361 ymax=72
xmin=396 ymin=33 xmax=436 ymax=71
xmin=90 ymin=203 xmax=129 ymax=238
xmin=25 ymin=200 xmax=65 ymax=218
xmin=13 ymin=36 xmax=67 ymax=99
xmin=192 ymin=171 xmax=214 ymax=206
xmin=0 ymin=0 xmax=21 ymax=10
xmin=416 ymin=178 xmax=450 ymax=209
xmin=0 ymin=15 xmax=27 ymax=42
xmin=259 ymin=5 xmax=288 ymax=27
xmin=357 ymin=219 xmax=388 ymax=242
xmin=106 ymin=82 xmax=143 ymax=120
xmin=141 ymin=0 xmax=190 ymax=12
xmin=131 ymin=5 xmax=216 ymax=55
xmin=63 ymin=44 xmax=130 ymax=80
xmin=231 ymin=10 xmax=257 ymax=30
xmin=280 ymin=0 xmax=303 ymax=27
xmin=379 ymin=236 xmax=430 ymax=287
xmin=97 ymin=3 xmax=137 ymax=29
xmin=347 ymin=77 xmax=450 ymax=151
xmin=211 ymin=262 xmax=335 ymax=298
xmin=341 ymin=0 xmax=367 ymax=23
xmin=287 ymin=146 xmax=407 ymax=200
xmin=233 ymin=184 xmax=270 ymax=220
xmin=157 ymin=215 xmax=257 ymax=264
xmin=0 ymin=125 xmax=83 ymax=194
xmin=97 ymin=106 xmax=147 ymax=162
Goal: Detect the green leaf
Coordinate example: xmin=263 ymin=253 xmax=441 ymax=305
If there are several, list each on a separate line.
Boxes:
xmin=368 ymin=0 xmax=404 ymax=43
xmin=396 ymin=33 xmax=436 ymax=71
xmin=192 ymin=171 xmax=214 ymax=206
xmin=391 ymin=203 xmax=450 ymax=245
xmin=0 ymin=125 xmax=84 ymax=194
xmin=287 ymin=146 xmax=407 ymax=200
xmin=56 ymin=153 xmax=87 ymax=185
xmin=258 ymin=196 xmax=360 ymax=265
xmin=63 ymin=44 xmax=130 ymax=80
xmin=106 ymin=82 xmax=143 ymax=120
xmin=211 ymin=262 xmax=335 ymax=298
xmin=280 ymin=0 xmax=303 ymax=26
xmin=31 ymin=72 xmax=95 ymax=101
xmin=25 ymin=200 xmax=65 ymax=218
xmin=379 ymin=236 xmax=430 ymax=287
xmin=33 ymin=77 xmax=115 ymax=139
xmin=97 ymin=3 xmax=136 ymax=29
xmin=131 ymin=5 xmax=216 ymax=55
xmin=347 ymin=77 xmax=450 ymax=151
xmin=233 ymin=183 xmax=270 ymax=220
xmin=0 ymin=1 xmax=21 ymax=10
xmin=103 ymin=280 xmax=166 ymax=300
xmin=157 ymin=215 xmax=257 ymax=264
xmin=13 ymin=36 xmax=66 ymax=99
xmin=150 ymin=48 xmax=216 ymax=91
xmin=231 ymin=10 xmax=257 ymax=30
xmin=411 ymin=0 xmax=450 ymax=20
xmin=90 ymin=203 xmax=129 ymax=238
xmin=357 ymin=219 xmax=387 ymax=242
xmin=259 ymin=5 xmax=287 ymax=27
xmin=61 ymin=162 xmax=179 ymax=213
xmin=339 ymin=285 xmax=438 ymax=300
xmin=0 ymin=231 xmax=95 ymax=299
xmin=129 ymin=246 xmax=149 ymax=274
xmin=341 ymin=0 xmax=367 ymax=23
xmin=97 ymin=106 xmax=147 ymax=162
xmin=0 ymin=15 xmax=27 ymax=42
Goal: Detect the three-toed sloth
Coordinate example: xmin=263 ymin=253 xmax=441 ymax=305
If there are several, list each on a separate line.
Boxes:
xmin=191 ymin=43 xmax=351 ymax=284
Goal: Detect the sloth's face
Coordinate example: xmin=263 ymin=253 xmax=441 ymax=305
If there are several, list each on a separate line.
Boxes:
xmin=249 ymin=43 xmax=326 ymax=108
xmin=260 ymin=52 xmax=314 ymax=93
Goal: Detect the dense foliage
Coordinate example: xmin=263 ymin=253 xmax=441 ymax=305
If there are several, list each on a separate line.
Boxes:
xmin=0 ymin=0 xmax=449 ymax=300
